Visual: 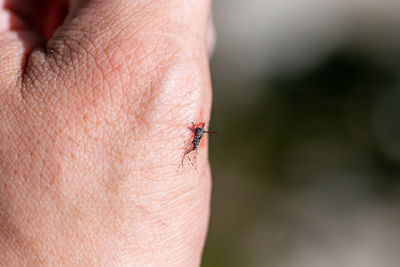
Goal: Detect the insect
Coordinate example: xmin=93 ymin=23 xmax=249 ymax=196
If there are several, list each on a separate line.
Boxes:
xmin=181 ymin=122 xmax=217 ymax=168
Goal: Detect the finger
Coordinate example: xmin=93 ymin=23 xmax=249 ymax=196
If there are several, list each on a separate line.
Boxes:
xmin=0 ymin=0 xmax=68 ymax=89
xmin=0 ymin=0 xmax=43 ymax=88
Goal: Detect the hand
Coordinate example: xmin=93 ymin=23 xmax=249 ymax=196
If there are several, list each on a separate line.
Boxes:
xmin=0 ymin=0 xmax=213 ymax=265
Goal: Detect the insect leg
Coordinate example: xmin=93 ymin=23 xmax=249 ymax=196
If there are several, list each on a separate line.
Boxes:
xmin=181 ymin=146 xmax=194 ymax=166
xmin=186 ymin=154 xmax=197 ymax=170
xmin=192 ymin=148 xmax=198 ymax=163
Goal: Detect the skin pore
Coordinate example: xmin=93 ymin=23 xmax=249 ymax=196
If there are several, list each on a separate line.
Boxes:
xmin=0 ymin=0 xmax=213 ymax=265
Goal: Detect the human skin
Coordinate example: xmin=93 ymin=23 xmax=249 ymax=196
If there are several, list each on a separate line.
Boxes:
xmin=0 ymin=0 xmax=213 ymax=265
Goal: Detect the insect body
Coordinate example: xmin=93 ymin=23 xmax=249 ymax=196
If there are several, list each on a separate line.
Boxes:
xmin=182 ymin=122 xmax=217 ymax=167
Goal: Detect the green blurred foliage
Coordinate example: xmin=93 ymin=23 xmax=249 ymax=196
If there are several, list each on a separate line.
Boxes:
xmin=202 ymin=51 xmax=400 ymax=267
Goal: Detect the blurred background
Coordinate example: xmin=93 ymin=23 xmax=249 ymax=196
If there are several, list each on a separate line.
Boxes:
xmin=203 ymin=0 xmax=400 ymax=266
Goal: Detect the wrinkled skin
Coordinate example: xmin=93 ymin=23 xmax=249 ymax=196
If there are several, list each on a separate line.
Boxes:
xmin=0 ymin=0 xmax=213 ymax=265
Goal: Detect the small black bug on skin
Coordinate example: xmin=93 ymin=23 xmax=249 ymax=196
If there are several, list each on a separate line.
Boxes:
xmin=181 ymin=122 xmax=217 ymax=168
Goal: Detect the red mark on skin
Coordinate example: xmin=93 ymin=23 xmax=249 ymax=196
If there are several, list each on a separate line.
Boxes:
xmin=181 ymin=122 xmax=217 ymax=169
